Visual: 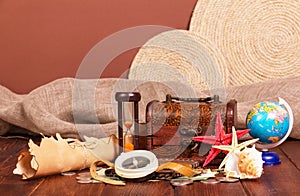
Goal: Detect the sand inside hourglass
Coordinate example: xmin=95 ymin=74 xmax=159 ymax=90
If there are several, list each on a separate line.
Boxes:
xmin=123 ymin=103 xmax=134 ymax=152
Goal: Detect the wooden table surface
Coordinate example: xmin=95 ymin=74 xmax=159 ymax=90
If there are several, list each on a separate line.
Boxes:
xmin=0 ymin=136 xmax=300 ymax=196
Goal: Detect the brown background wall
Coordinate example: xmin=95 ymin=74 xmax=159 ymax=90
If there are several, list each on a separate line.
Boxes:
xmin=0 ymin=0 xmax=197 ymax=94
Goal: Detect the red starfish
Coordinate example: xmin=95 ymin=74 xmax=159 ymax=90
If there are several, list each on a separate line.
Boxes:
xmin=192 ymin=112 xmax=250 ymax=167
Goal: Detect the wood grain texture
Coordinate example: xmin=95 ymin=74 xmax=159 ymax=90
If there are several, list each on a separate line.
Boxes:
xmin=280 ymin=140 xmax=300 ymax=169
xmin=31 ymin=174 xmax=106 ymax=196
xmin=0 ymin=136 xmax=299 ymax=195
xmin=0 ymin=137 xmax=44 ymax=195
xmin=176 ymin=182 xmax=247 ymax=196
xmin=101 ymin=181 xmax=174 ymax=196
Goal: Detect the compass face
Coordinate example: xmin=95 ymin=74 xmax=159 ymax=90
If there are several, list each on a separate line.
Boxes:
xmin=122 ymin=156 xmax=150 ymax=169
xmin=115 ymin=150 xmax=158 ymax=179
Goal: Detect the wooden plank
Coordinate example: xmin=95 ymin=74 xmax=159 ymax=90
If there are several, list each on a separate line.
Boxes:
xmin=101 ymin=181 xmax=174 ymax=196
xmin=0 ymin=137 xmax=45 ymax=195
xmin=31 ymin=172 xmax=106 ymax=196
xmin=175 ymin=181 xmax=247 ymax=196
xmin=241 ymin=145 xmax=300 ymax=195
xmin=0 ymin=137 xmax=28 ymax=162
xmin=2 ymin=137 xmax=300 ymax=195
xmin=280 ymin=139 xmax=300 ymax=169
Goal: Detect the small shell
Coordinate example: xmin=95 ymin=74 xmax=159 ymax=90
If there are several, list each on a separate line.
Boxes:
xmin=238 ymin=146 xmax=264 ymax=179
xmin=223 ymin=145 xmax=264 ymax=179
xmin=223 ymin=150 xmax=241 ymax=178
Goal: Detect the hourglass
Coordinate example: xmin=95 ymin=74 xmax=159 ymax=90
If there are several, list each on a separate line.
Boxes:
xmin=115 ymin=92 xmax=141 ymax=153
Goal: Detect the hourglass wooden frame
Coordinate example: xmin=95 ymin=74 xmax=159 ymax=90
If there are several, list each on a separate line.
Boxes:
xmin=115 ymin=92 xmax=141 ymax=153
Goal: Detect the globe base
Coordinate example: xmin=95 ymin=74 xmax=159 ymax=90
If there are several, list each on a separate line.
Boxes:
xmin=262 ymin=151 xmax=281 ymax=166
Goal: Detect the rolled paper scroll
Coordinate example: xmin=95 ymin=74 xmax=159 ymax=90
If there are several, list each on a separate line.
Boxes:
xmin=13 ymin=133 xmax=118 ymax=179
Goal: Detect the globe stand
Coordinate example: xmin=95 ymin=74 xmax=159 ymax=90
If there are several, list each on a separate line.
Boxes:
xmin=261 ymin=149 xmax=281 ymax=166
xmin=248 ymin=97 xmax=294 ymax=167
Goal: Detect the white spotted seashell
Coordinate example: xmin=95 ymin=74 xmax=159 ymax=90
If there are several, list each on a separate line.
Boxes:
xmin=238 ymin=145 xmax=264 ymax=179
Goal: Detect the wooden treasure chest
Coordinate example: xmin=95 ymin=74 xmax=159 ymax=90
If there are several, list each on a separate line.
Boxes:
xmin=145 ymin=94 xmax=237 ymax=162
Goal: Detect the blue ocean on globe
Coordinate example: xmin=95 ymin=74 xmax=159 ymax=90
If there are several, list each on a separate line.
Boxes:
xmin=246 ymin=101 xmax=289 ymax=144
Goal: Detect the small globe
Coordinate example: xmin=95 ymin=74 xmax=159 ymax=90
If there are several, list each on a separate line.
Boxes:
xmin=246 ymin=101 xmax=289 ymax=144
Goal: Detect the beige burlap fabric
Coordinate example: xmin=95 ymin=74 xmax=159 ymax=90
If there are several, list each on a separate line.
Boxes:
xmin=226 ymin=76 xmax=300 ymax=139
xmin=0 ymin=77 xmax=299 ymax=139
xmin=0 ymin=78 xmax=118 ymax=138
xmin=0 ymin=78 xmax=200 ymax=139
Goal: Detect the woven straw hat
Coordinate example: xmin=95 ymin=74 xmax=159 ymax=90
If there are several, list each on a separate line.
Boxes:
xmin=189 ymin=0 xmax=300 ymax=86
xmin=128 ymin=30 xmax=228 ymax=95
